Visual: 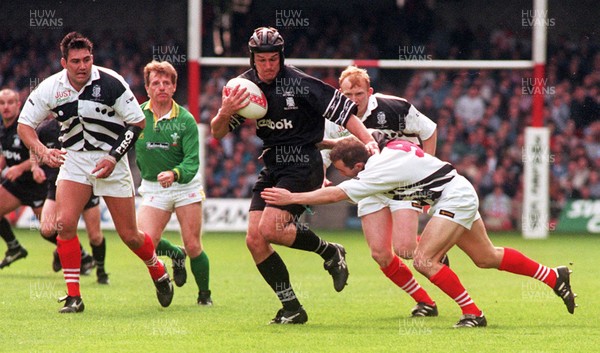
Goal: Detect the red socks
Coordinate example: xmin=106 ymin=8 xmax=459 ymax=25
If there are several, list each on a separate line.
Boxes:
xmin=499 ymin=247 xmax=557 ymax=288
xmin=381 ymin=256 xmax=435 ymax=305
xmin=57 ymin=236 xmax=81 ymax=297
xmin=131 ymin=232 xmax=165 ymax=281
xmin=430 ymin=265 xmax=481 ymax=316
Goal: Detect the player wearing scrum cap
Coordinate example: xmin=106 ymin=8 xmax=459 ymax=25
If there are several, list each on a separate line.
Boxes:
xmin=211 ymin=26 xmax=379 ymax=324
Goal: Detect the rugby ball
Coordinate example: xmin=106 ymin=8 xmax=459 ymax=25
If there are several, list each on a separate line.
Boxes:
xmin=224 ymin=77 xmax=268 ymax=120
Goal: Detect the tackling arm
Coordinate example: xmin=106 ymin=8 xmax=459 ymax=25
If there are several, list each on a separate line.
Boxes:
xmin=261 ymin=186 xmax=349 ymax=206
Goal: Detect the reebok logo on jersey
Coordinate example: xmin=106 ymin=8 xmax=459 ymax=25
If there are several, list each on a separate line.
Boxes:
xmin=257 ymin=118 xmax=293 ymax=130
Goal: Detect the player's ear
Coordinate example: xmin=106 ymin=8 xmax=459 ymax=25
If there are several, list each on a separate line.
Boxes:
xmin=60 ymin=57 xmax=67 ymax=69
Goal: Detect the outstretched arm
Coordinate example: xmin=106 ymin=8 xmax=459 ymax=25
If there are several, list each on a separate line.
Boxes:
xmin=261 ymin=186 xmax=349 ymax=206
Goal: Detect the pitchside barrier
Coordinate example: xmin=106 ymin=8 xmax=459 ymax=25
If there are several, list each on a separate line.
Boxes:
xmin=16 ymin=198 xmax=251 ymax=233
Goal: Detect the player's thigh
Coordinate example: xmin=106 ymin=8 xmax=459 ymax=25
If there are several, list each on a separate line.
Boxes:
xmin=0 ymin=186 xmax=21 ymax=215
xmin=137 ymin=204 xmax=171 ymax=245
xmin=361 ymin=209 xmax=393 ymax=254
xmin=103 ymin=195 xmax=142 ymax=244
xmin=391 ymin=208 xmax=420 ymax=256
xmin=56 ymin=180 xmax=92 ymax=236
xmin=174 ymin=202 xmax=203 ymax=257
xmin=455 ymin=218 xmax=503 ymax=268
xmin=258 ymin=206 xmax=298 ymax=246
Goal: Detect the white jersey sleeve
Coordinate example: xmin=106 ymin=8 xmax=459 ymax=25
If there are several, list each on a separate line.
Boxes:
xmin=321 ymin=119 xmax=352 ymax=168
xmin=18 ymin=74 xmax=59 ymax=129
xmin=403 ymin=105 xmax=436 ymax=141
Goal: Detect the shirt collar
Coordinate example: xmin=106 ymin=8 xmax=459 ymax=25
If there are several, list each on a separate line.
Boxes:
xmin=145 ymin=99 xmax=179 ymax=128
xmin=360 ymin=95 xmax=378 ymax=120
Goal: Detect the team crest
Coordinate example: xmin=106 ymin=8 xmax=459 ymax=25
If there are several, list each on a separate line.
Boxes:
xmin=284 ymin=96 xmax=298 ymax=110
xmin=376 ymin=111 xmax=387 ymax=127
xmin=92 ymin=84 xmax=102 ymax=99
xmin=171 ymin=132 xmax=180 ymax=146
xmin=12 ymin=135 xmax=21 ymax=149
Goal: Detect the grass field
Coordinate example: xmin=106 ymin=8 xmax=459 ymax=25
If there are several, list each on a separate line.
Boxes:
xmin=1 ymin=229 xmax=598 ymax=353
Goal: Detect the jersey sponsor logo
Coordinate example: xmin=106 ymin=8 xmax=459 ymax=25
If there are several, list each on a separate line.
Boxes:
xmin=55 ymin=90 xmax=71 ymax=100
xmin=257 ymin=118 xmax=293 ymax=130
xmin=2 ymin=150 xmax=22 ymax=162
xmin=146 ymin=142 xmax=169 ymax=150
xmin=115 ymin=130 xmax=135 ymax=155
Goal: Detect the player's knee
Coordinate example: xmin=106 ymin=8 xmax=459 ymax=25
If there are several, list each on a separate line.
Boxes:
xmin=412 ymin=253 xmax=432 ymax=273
xmin=245 ymin=231 xmax=263 ymax=252
xmin=39 ymin=222 xmax=56 ymax=238
xmin=393 ymin=243 xmax=415 ymax=260
xmin=184 ymin=242 xmax=201 ymax=258
xmin=471 ymin=256 xmax=499 ymax=269
xmin=370 ymin=247 xmax=392 ymax=267
xmin=258 ymin=222 xmax=279 ymax=243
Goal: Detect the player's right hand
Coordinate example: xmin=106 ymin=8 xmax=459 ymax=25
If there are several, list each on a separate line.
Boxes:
xmin=220 ymin=85 xmax=250 ymax=116
xmin=40 ymin=148 xmax=66 ymax=168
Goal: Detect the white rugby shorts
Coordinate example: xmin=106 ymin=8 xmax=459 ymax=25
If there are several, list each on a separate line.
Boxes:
xmin=57 ymin=150 xmax=134 ymax=197
xmin=429 ymin=174 xmax=481 ymax=229
xmin=139 ymin=175 xmax=205 ymax=212
xmin=358 ymin=196 xmax=423 ymax=217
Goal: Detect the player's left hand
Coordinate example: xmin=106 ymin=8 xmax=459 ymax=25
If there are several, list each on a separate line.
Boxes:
xmin=4 ymin=166 xmax=24 ymax=181
xmin=261 ymin=187 xmax=292 ymax=206
xmin=157 ymin=170 xmax=176 ymax=188
xmin=92 ymin=155 xmax=116 ymax=179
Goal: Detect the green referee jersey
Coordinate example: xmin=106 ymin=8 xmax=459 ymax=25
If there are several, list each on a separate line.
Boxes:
xmin=135 ymin=100 xmax=200 ymax=184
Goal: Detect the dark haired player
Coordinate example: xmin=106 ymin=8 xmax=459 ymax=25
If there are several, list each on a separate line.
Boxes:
xmin=262 ymin=135 xmax=577 ymax=328
xmin=18 ymin=31 xmax=173 ymax=313
xmin=211 ymin=26 xmax=379 ymax=324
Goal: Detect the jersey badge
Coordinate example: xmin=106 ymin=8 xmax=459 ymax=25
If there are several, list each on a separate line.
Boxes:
xmin=171 ymin=132 xmax=180 ymax=146
xmin=284 ymin=96 xmax=298 ymax=110
xmin=376 ymin=111 xmax=387 ymax=127
xmin=91 ymin=84 xmax=102 ymax=100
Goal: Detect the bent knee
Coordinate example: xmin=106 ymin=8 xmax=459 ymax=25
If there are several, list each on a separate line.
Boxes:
xmin=393 ymin=244 xmax=415 ymax=260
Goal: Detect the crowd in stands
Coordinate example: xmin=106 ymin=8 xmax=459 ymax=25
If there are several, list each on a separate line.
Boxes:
xmin=1 ymin=8 xmax=598 ymax=231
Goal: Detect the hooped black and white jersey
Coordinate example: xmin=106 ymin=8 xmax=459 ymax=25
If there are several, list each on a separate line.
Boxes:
xmin=19 ymin=65 xmax=144 ymax=152
xmin=338 ymin=138 xmax=457 ymax=207
xmin=322 ymin=93 xmax=436 ymax=166
xmin=228 ymin=65 xmax=357 ymax=148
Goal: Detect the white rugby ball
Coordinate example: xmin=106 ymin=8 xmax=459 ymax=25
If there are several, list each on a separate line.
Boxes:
xmin=224 ymin=77 xmax=268 ymax=120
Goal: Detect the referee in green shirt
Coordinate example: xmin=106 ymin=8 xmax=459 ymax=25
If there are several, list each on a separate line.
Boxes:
xmin=135 ymin=60 xmax=212 ymax=305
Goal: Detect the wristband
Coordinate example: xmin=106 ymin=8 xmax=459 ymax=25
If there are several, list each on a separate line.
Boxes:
xmin=102 ymin=155 xmax=117 ymax=165
xmin=109 ymin=125 xmax=142 ymax=161
xmin=172 ymin=169 xmax=179 ymax=182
